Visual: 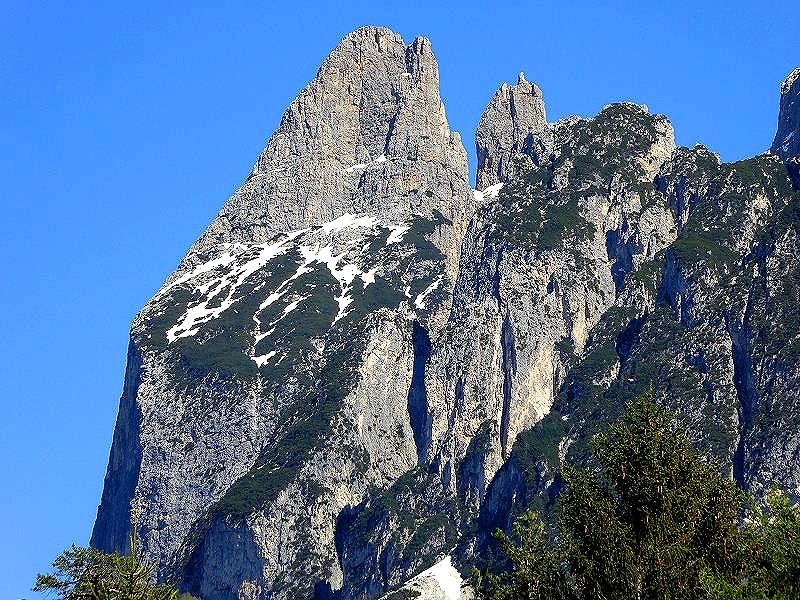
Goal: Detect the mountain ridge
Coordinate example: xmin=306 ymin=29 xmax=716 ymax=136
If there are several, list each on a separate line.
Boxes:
xmin=92 ymin=25 xmax=800 ymax=600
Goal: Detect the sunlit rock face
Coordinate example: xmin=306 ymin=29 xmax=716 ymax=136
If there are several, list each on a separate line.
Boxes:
xmin=92 ymin=26 xmax=800 ymax=600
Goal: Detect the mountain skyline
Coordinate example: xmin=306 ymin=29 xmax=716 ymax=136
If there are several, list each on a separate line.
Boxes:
xmin=2 ymin=3 xmax=798 ymax=600
xmin=90 ymin=23 xmax=800 ymax=600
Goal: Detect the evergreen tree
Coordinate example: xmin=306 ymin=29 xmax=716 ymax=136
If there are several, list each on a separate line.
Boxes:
xmin=474 ymin=391 xmax=799 ymax=599
xmin=34 ymin=533 xmax=195 ymax=600
xmin=701 ymin=488 xmax=800 ymax=599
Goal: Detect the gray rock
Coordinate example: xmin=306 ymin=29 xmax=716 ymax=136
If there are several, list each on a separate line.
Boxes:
xmin=92 ymin=25 xmax=474 ymax=600
xmin=475 ymin=73 xmax=551 ymax=191
xmin=92 ymin=27 xmax=800 ymax=600
xmin=771 ymin=67 xmax=800 ymax=160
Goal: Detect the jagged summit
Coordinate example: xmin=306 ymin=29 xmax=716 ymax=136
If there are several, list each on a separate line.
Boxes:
xmin=181 ymin=25 xmax=471 ymax=275
xmin=475 ymin=72 xmax=550 ymax=190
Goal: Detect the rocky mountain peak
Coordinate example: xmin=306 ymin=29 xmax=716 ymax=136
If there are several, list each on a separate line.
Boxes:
xmin=181 ymin=26 xmax=471 ymax=275
xmin=771 ymin=66 xmax=800 ymax=161
xmin=92 ymin=26 xmax=800 ymax=600
xmin=475 ymin=72 xmax=551 ymax=190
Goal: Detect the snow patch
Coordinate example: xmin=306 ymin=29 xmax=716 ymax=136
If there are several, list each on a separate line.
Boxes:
xmin=321 ymin=213 xmax=377 ymax=233
xmin=403 ymin=556 xmax=462 ymax=600
xmin=254 ymin=238 xmax=371 ymax=326
xmin=473 ymin=182 xmax=504 ymax=203
xmin=483 ymin=182 xmax=503 ymax=198
xmin=345 ymin=154 xmax=387 ymax=172
xmin=163 ymin=211 xmax=411 ymax=351
xmin=252 ymin=350 xmax=277 ymax=367
xmin=334 ymin=292 xmax=353 ymax=322
xmin=414 ymin=276 xmax=444 ymax=310
xmin=386 ymin=224 xmax=410 ymax=244
xmin=165 ymin=230 xmax=307 ymax=343
xmin=281 ymin=297 xmax=304 ymax=317
xmin=155 ymin=244 xmax=242 ymax=301
xmin=360 ymin=266 xmax=378 ymax=287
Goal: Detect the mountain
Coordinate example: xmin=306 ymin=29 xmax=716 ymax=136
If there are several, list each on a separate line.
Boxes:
xmin=91 ymin=26 xmax=800 ymax=600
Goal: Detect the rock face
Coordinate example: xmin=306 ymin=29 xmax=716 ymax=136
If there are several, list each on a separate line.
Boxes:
xmin=92 ymin=25 xmax=800 ymax=600
xmin=772 ymin=68 xmax=800 ymax=187
xmin=772 ymin=68 xmax=800 ymax=160
xmin=92 ymin=26 xmax=474 ymax=600
xmin=475 ymin=73 xmax=550 ymax=190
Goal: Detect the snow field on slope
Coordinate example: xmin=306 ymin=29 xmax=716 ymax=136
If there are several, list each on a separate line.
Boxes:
xmin=158 ymin=213 xmax=419 ymax=365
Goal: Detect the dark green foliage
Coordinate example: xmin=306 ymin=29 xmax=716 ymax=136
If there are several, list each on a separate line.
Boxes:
xmin=667 ymin=154 xmax=792 ymax=275
xmin=701 ymin=488 xmax=800 ymax=599
xmin=347 ymin=276 xmax=407 ymax=315
xmin=472 ymin=511 xmax=571 ymax=600
xmin=140 ymin=287 xmax=203 ymax=348
xmin=554 ymin=336 xmax=577 ymax=358
xmin=671 ymin=232 xmax=741 ymax=269
xmin=474 ymin=391 xmax=798 ymax=600
xmin=551 ymin=149 xmax=797 ymax=469
xmin=382 ymin=588 xmax=422 ymax=600
xmin=491 ymin=168 xmax=597 ymax=251
xmin=34 ymin=534 xmax=195 ymax=600
xmin=34 ymin=545 xmax=117 ymax=600
xmin=626 ymin=256 xmax=663 ymax=295
xmin=559 ymin=103 xmax=660 ymax=188
xmin=214 ymin=329 xmax=366 ymax=518
xmin=565 ymin=392 xmax=746 ymax=599
xmin=511 ymin=410 xmax=566 ymax=483
xmin=341 ymin=466 xmax=461 ymax=582
xmin=375 ymin=212 xmax=450 ymax=316
xmin=403 ymin=514 xmax=457 ymax=560
xmin=402 ymin=211 xmax=450 ymax=263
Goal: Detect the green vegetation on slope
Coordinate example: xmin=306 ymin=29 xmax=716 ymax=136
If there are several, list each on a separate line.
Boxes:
xmin=474 ymin=392 xmax=800 ymax=600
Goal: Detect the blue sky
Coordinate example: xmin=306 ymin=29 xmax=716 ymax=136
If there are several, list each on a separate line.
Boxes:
xmin=1 ymin=1 xmax=796 ymax=598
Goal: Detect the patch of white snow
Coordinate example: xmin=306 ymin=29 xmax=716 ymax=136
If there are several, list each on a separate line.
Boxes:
xmin=166 ymin=230 xmax=308 ymax=343
xmin=482 ymin=182 xmax=503 ymax=198
xmin=360 ymin=266 xmax=379 ymax=287
xmin=252 ymin=350 xmax=277 ymax=367
xmin=320 ymin=213 xmax=378 ymax=233
xmin=405 ymin=556 xmax=462 ymax=600
xmin=386 ymin=224 xmax=410 ymax=244
xmin=414 ymin=276 xmax=443 ymax=310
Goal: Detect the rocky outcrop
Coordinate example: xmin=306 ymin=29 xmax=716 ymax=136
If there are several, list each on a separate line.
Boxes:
xmin=772 ymin=68 xmax=800 ymax=160
xmin=475 ymin=73 xmax=551 ymax=191
xmin=182 ymin=27 xmax=473 ymax=288
xmin=92 ymin=27 xmax=800 ymax=600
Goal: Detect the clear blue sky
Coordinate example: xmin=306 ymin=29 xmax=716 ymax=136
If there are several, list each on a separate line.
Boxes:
xmin=1 ymin=1 xmax=796 ymax=598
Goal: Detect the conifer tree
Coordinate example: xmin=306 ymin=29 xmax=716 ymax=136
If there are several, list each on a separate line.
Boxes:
xmin=34 ymin=532 xmax=195 ymax=600
xmin=474 ymin=391 xmax=799 ymax=599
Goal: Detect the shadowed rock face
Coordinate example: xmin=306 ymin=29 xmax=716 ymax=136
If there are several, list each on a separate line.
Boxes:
xmin=92 ymin=25 xmax=800 ymax=600
xmin=772 ymin=68 xmax=800 ymax=161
